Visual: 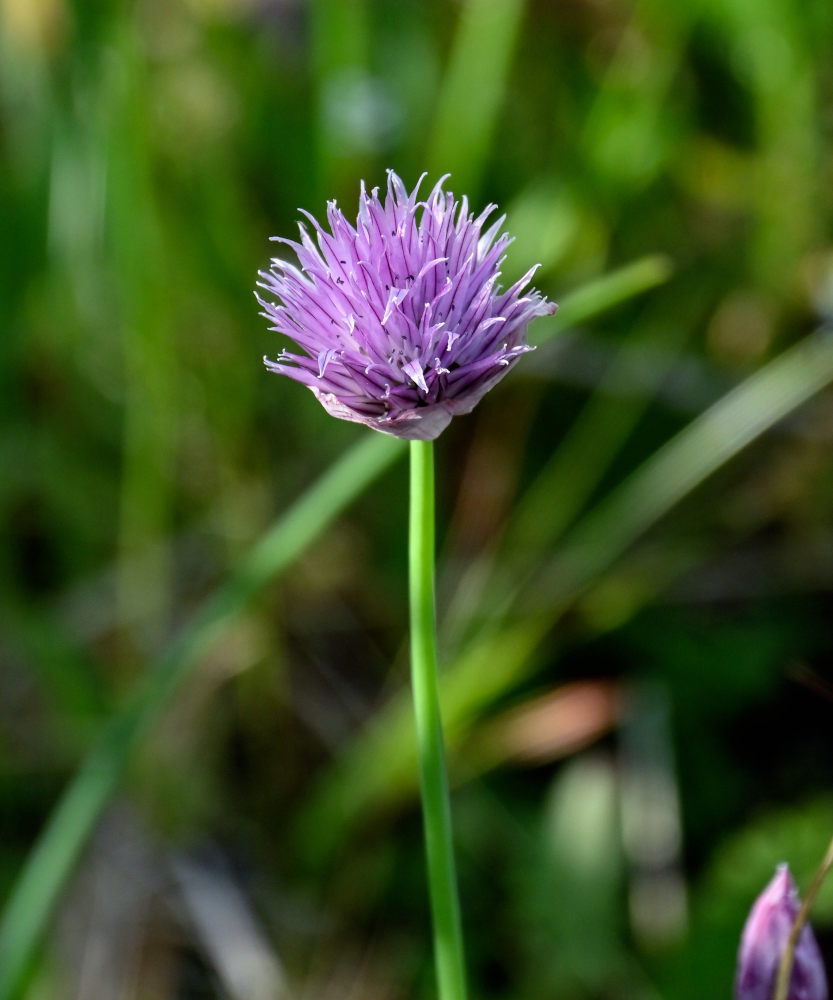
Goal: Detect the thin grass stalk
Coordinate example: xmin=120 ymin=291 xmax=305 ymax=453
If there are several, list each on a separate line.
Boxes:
xmin=0 ymin=433 xmax=403 ymax=1000
xmin=773 ymin=835 xmax=833 ymax=1000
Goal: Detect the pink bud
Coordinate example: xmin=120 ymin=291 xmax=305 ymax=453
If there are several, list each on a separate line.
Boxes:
xmin=735 ymin=864 xmax=828 ymax=1000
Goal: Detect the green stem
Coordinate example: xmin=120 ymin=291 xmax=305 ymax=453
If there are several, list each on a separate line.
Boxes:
xmin=409 ymin=439 xmax=468 ymax=1000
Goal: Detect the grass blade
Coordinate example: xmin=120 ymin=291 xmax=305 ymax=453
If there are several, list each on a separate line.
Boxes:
xmin=539 ymin=330 xmax=833 ymax=602
xmin=0 ymin=432 xmax=404 ymax=1000
xmin=427 ymin=0 xmax=527 ymax=194
xmin=542 ymin=256 xmax=673 ymax=341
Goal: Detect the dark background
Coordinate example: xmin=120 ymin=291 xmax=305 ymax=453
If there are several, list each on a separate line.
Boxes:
xmin=2 ymin=0 xmax=833 ymax=997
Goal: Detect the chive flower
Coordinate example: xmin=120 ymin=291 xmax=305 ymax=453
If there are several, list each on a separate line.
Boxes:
xmin=735 ymin=864 xmax=828 ymax=1000
xmin=257 ymin=171 xmax=556 ymax=440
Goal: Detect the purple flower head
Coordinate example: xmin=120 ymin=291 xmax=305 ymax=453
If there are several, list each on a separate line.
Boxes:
xmin=736 ymin=864 xmax=828 ymax=1000
xmin=257 ymin=171 xmax=556 ymax=440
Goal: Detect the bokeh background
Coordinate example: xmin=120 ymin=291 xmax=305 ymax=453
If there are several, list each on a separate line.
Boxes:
xmin=2 ymin=0 xmax=833 ymax=997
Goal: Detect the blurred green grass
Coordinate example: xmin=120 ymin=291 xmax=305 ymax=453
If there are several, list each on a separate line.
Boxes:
xmin=2 ymin=0 xmax=833 ymax=998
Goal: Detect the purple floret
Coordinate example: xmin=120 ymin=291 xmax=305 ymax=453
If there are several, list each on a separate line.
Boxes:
xmin=256 ymin=170 xmax=556 ymax=440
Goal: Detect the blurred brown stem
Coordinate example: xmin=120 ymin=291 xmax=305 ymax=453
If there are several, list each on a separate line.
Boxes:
xmin=773 ymin=834 xmax=833 ymax=1000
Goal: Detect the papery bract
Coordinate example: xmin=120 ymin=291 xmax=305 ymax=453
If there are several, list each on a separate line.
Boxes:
xmin=735 ymin=864 xmax=828 ymax=1000
xmin=257 ymin=171 xmax=556 ymax=440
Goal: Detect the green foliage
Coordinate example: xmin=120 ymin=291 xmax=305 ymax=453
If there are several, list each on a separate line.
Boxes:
xmin=1 ymin=0 xmax=832 ymax=997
